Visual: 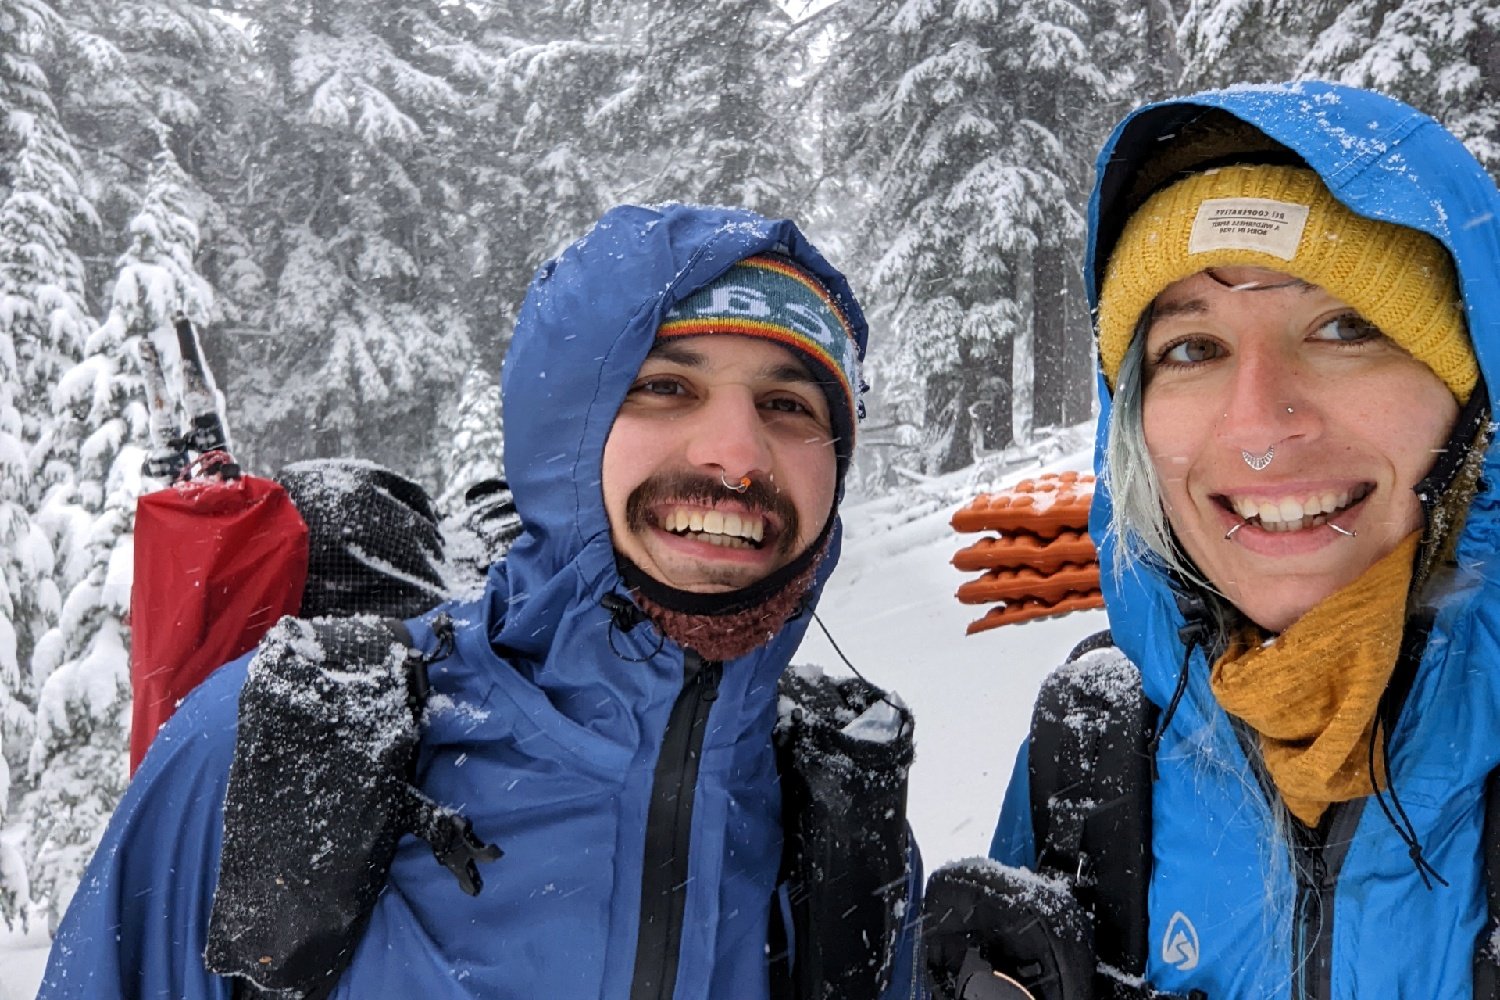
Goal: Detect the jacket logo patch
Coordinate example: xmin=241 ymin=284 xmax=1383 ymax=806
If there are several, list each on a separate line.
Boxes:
xmin=1162 ymin=911 xmax=1200 ymax=971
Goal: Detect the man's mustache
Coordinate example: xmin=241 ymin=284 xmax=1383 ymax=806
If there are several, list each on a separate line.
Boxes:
xmin=625 ymin=471 xmax=799 ymax=553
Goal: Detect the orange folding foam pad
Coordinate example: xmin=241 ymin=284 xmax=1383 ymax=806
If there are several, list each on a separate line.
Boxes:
xmin=950 ymin=471 xmax=1095 ymax=538
xmin=952 ymin=528 xmax=1098 ymax=574
xmin=956 ymin=563 xmax=1101 ymax=607
xmin=965 ymin=590 xmax=1105 ymax=635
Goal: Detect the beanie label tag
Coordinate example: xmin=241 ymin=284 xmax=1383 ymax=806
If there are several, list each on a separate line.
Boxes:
xmin=1188 ymin=198 xmax=1310 ymax=261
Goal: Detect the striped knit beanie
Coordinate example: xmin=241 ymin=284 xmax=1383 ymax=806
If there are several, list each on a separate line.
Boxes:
xmin=660 ymin=254 xmax=863 ymax=473
xmin=1097 ymin=164 xmax=1476 ymax=403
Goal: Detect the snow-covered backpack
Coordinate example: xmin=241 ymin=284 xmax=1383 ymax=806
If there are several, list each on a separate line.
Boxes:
xmin=206 ymin=613 xmax=501 ymax=1000
xmin=944 ymin=628 xmax=1500 ymax=1000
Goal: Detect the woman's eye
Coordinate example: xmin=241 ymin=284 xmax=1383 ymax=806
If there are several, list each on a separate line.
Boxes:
xmin=1311 ymin=314 xmax=1383 ymax=343
xmin=1157 ymin=338 xmax=1224 ymax=366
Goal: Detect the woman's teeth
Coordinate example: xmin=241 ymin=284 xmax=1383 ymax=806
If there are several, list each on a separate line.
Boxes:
xmin=1230 ymin=484 xmax=1371 ymax=533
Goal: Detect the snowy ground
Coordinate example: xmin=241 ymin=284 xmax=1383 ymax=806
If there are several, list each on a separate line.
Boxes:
xmin=1 ymin=434 xmax=1103 ymax=997
xmin=797 ymin=434 xmax=1103 ymax=867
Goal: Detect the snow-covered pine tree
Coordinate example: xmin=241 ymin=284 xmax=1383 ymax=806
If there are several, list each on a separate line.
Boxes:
xmin=594 ymin=0 xmax=809 ymax=214
xmin=470 ymin=2 xmax=622 ymax=361
xmin=437 ymin=362 xmax=504 ymax=512
xmin=824 ymin=0 xmax=1105 ymax=475
xmin=1175 ymin=0 xmax=1309 ymax=90
xmin=0 ymin=0 xmax=96 ymax=924
xmin=214 ymin=0 xmax=486 ymax=486
xmin=1129 ymin=0 xmax=1184 ymax=100
xmin=1300 ymin=0 xmax=1500 ymax=178
xmin=22 ymin=145 xmax=211 ymax=930
xmin=51 ymin=0 xmax=243 ymax=318
xmin=0 ymin=0 xmax=95 ymax=492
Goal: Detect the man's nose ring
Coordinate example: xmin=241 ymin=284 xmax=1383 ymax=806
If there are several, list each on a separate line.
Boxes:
xmin=721 ymin=472 xmax=751 ymax=494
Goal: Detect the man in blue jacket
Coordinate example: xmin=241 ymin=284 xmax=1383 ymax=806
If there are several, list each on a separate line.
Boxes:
xmin=41 ymin=204 xmax=921 ymax=999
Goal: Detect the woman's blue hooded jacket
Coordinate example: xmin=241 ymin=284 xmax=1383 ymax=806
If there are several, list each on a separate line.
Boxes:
xmin=40 ymin=204 xmax=920 ymax=999
xmin=991 ymin=83 xmax=1500 ymax=998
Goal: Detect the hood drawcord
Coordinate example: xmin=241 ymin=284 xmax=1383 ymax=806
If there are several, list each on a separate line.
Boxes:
xmin=1146 ymin=591 xmax=1212 ymax=780
xmin=1367 ymin=628 xmax=1450 ymax=890
xmin=428 ymin=612 xmax=456 ymax=663
xmin=601 ymin=592 xmax=665 ymax=663
xmin=1365 ymin=720 xmax=1447 ymax=889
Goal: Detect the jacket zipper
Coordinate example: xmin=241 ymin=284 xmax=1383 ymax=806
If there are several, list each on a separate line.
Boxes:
xmin=1291 ymin=836 xmax=1326 ymax=1000
xmin=629 ymin=650 xmax=722 ymax=1000
xmin=1290 ymin=802 xmax=1361 ymax=1000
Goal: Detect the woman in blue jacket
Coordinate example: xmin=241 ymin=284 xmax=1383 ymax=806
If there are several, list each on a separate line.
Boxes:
xmin=958 ymin=84 xmax=1500 ymax=999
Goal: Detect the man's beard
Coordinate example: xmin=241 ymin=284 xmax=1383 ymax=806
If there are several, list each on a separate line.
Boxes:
xmin=617 ymin=470 xmax=830 ymax=661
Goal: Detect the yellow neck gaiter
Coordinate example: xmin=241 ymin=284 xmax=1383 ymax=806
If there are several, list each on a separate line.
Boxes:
xmin=1209 ymin=532 xmax=1421 ymax=827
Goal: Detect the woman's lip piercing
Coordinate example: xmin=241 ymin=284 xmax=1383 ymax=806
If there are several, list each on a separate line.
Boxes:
xmin=721 ymin=472 xmax=751 ymax=494
xmin=1242 ymin=446 xmax=1274 ymax=471
xmin=1226 ymin=520 xmax=1357 ymax=540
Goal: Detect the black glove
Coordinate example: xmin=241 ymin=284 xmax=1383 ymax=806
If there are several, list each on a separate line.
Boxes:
xmin=775 ymin=664 xmax=916 ymax=1000
xmin=206 ymin=616 xmax=498 ymax=999
xmin=924 ymin=860 xmax=1095 ymax=1000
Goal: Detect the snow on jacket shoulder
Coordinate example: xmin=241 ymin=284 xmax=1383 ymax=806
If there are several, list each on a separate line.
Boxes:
xmin=41 ymin=204 xmax=922 ymax=1000
xmin=993 ymin=83 xmax=1500 ymax=999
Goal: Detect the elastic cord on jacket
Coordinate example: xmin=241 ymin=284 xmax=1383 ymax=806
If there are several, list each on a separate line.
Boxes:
xmin=600 ymin=591 xmax=666 ymax=663
xmin=1367 ymin=712 xmax=1447 ymax=890
xmin=1147 ymin=591 xmax=1212 ymax=778
xmin=1370 ymin=384 xmax=1490 ymax=888
xmin=1362 ymin=606 xmax=1448 ymax=890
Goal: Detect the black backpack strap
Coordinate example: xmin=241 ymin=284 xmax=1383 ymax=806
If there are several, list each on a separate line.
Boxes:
xmin=772 ymin=666 xmax=916 ymax=1000
xmin=1028 ymin=633 xmax=1154 ymax=983
xmin=1475 ymin=766 xmax=1500 ymax=998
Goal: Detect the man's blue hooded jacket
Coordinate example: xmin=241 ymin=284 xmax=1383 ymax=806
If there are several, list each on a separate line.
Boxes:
xmin=40 ymin=204 xmax=921 ymax=1000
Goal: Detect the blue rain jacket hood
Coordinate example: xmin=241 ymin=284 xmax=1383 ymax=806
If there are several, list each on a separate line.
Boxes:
xmin=40 ymin=204 xmax=921 ymax=1000
xmin=992 ymin=83 xmax=1500 ymax=998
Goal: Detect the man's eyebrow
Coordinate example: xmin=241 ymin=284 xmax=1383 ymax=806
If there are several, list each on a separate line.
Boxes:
xmin=645 ymin=340 xmax=827 ymax=385
xmin=644 ymin=341 xmax=707 ymax=367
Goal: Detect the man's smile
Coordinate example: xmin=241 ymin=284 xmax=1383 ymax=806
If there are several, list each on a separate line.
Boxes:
xmin=656 ymin=505 xmax=768 ymax=549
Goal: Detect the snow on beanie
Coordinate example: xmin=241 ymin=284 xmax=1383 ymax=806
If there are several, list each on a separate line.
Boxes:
xmin=1096 ymin=163 xmax=1476 ymax=403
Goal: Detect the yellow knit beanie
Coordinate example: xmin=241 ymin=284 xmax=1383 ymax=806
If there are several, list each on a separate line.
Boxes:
xmin=1096 ymin=164 xmax=1476 ymax=402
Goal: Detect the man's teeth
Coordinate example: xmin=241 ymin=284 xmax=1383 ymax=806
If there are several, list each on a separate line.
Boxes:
xmin=1230 ymin=484 xmax=1371 ymax=533
xmin=663 ymin=508 xmax=765 ymax=547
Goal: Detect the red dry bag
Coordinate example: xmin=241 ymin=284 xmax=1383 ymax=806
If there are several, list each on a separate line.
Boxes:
xmin=129 ymin=474 xmax=308 ymax=772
